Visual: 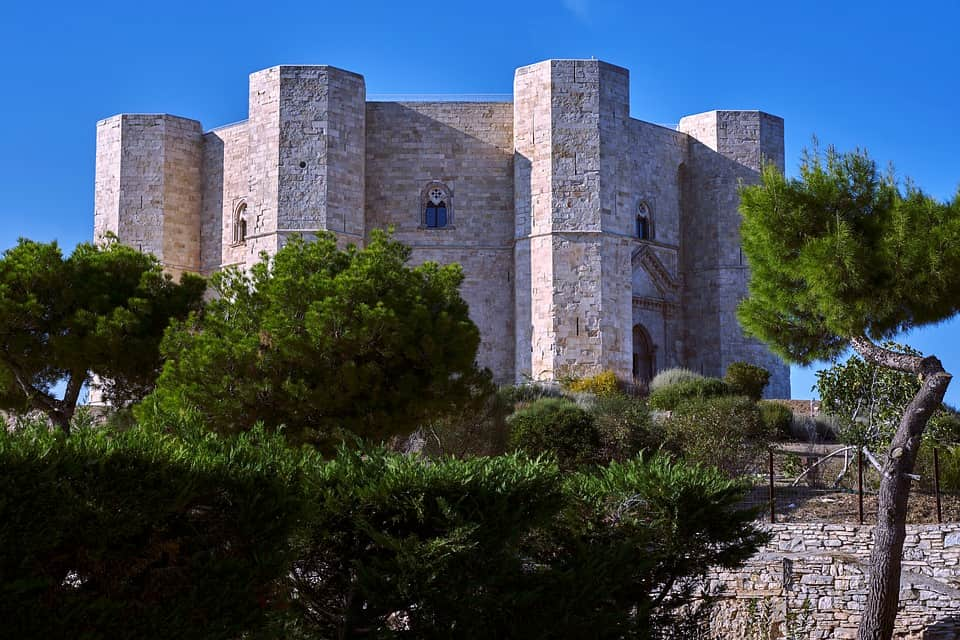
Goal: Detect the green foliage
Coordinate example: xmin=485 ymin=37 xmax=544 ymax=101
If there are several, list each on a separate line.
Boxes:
xmin=725 ymin=361 xmax=771 ymax=401
xmin=292 ymin=447 xmax=564 ymax=639
xmin=759 ymin=400 xmax=795 ymax=441
xmin=141 ymin=231 xmax=487 ymax=449
xmin=664 ymin=396 xmax=773 ymax=477
xmin=1 ymin=422 xmax=765 ymax=639
xmin=648 ymin=377 xmax=731 ymax=411
xmin=541 ymin=455 xmax=769 ymax=638
xmin=925 ymin=406 xmax=960 ymax=446
xmin=508 ymin=398 xmax=601 ymax=469
xmin=0 ymin=238 xmax=205 ymax=430
xmin=589 ymin=394 xmax=660 ymax=461
xmin=421 ymin=385 xmax=513 ymax=457
xmin=0 ymin=422 xmax=318 ymax=640
xmin=815 ymin=342 xmax=923 ymax=448
xmin=564 ymin=370 xmax=622 ymax=397
xmin=737 ymin=145 xmax=960 ymax=364
xmin=914 ymin=444 xmax=960 ymax=494
xmin=649 ymin=367 xmax=703 ymax=392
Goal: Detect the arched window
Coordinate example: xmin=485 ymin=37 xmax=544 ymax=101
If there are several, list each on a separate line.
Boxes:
xmin=636 ymin=201 xmax=652 ymax=240
xmin=233 ymin=202 xmax=248 ymax=244
xmin=421 ymin=183 xmax=452 ymax=229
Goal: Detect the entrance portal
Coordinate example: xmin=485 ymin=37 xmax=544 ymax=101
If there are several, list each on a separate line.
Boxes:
xmin=632 ymin=324 xmax=655 ymax=385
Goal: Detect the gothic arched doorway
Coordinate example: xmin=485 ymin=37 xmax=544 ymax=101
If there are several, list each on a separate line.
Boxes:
xmin=632 ymin=324 xmax=656 ymax=385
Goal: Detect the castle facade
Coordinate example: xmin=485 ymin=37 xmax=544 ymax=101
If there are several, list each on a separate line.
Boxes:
xmin=93 ymin=59 xmax=790 ymax=397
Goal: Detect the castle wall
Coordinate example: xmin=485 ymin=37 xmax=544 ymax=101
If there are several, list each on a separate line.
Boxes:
xmin=201 ymin=121 xmax=248 ymax=275
xmin=364 ymin=102 xmax=514 ymax=380
xmin=678 ymin=111 xmax=790 ymax=397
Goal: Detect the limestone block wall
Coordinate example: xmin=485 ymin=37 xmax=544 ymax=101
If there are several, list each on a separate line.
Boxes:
xmin=94 ymin=114 xmax=203 ymax=280
xmin=709 ymin=523 xmax=960 ymax=639
xmin=677 ymin=111 xmax=789 ymax=397
xmin=201 ymin=121 xmax=248 ymax=274
xmin=364 ymin=101 xmax=514 ymax=380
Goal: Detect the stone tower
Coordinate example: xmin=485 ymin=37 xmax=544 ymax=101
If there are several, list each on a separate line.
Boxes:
xmin=513 ymin=59 xmax=633 ymax=381
xmin=245 ymin=65 xmax=366 ymax=257
xmin=94 ymin=114 xmax=203 ymax=280
xmin=678 ymin=111 xmax=789 ymax=397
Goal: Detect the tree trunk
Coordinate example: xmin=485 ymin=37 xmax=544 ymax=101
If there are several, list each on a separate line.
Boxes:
xmin=850 ymin=336 xmax=952 ymax=640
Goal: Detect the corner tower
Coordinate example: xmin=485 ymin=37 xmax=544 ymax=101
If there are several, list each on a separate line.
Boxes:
xmin=245 ymin=65 xmax=366 ymax=261
xmin=678 ymin=110 xmax=790 ymax=397
xmin=94 ymin=114 xmax=203 ymax=279
xmin=513 ymin=59 xmax=633 ymax=382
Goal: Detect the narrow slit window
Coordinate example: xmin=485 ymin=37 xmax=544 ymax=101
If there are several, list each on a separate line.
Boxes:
xmin=637 ymin=202 xmax=652 ymax=240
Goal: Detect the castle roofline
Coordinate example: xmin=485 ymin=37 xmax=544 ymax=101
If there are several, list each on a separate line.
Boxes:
xmin=249 ymin=64 xmax=365 ymax=80
xmin=515 ymin=58 xmax=630 ymax=76
xmin=95 ymin=113 xmax=202 ymax=127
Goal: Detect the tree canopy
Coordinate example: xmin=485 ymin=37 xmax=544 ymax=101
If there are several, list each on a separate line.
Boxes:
xmin=738 ymin=145 xmax=960 ymax=640
xmin=738 ymin=146 xmax=960 ymax=364
xmin=0 ymin=238 xmax=205 ymax=432
xmin=141 ymin=230 xmax=488 ymax=448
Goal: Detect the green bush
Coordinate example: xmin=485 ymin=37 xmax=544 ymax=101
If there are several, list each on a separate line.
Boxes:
xmin=589 ymin=395 xmax=661 ymax=461
xmin=508 ymin=398 xmax=601 ymax=468
xmin=0 ymin=423 xmax=317 ymax=640
xmin=0 ymin=424 xmax=767 ymax=639
xmin=297 ymin=448 xmax=766 ymax=639
xmin=648 ymin=377 xmax=731 ymax=411
xmin=724 ymin=361 xmax=771 ymax=401
xmin=926 ymin=408 xmax=960 ymax=446
xmin=664 ymin=396 xmax=773 ymax=477
xmin=914 ymin=444 xmax=960 ymax=494
xmin=759 ymin=400 xmax=795 ymax=441
xmin=649 ymin=367 xmax=703 ymax=392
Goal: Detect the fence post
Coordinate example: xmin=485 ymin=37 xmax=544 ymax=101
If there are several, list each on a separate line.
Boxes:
xmin=769 ymin=448 xmax=776 ymax=524
xmin=934 ymin=447 xmax=943 ymax=524
xmin=858 ymin=447 xmax=864 ymax=525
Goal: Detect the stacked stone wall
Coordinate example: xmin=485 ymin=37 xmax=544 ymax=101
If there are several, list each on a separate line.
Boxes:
xmin=364 ymin=101 xmax=514 ymax=379
xmin=709 ymin=523 xmax=960 ymax=639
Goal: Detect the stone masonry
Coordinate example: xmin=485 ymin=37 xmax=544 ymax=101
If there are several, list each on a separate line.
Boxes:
xmin=93 ymin=59 xmax=790 ymax=395
xmin=708 ymin=523 xmax=960 ymax=639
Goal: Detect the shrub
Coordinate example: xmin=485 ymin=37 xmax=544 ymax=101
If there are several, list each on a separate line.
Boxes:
xmin=0 ymin=422 xmax=317 ymax=640
xmin=589 ymin=395 xmax=661 ymax=461
xmin=650 ymin=367 xmax=703 ymax=392
xmin=914 ymin=444 xmax=960 ymax=494
xmin=725 ymin=361 xmax=771 ymax=401
xmin=565 ymin=370 xmax=622 ymax=397
xmin=508 ymin=398 xmax=600 ymax=469
xmin=648 ymin=377 xmax=731 ymax=411
xmin=759 ymin=400 xmax=795 ymax=440
xmin=664 ymin=396 xmax=773 ymax=477
xmin=926 ymin=408 xmax=960 ymax=446
xmin=297 ymin=449 xmax=766 ymax=639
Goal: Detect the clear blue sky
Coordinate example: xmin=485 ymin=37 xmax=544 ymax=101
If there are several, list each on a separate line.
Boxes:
xmin=1 ymin=0 xmax=958 ymax=403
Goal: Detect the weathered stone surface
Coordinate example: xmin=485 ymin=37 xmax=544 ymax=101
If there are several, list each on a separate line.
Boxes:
xmin=93 ymin=59 xmax=791 ymax=392
xmin=707 ymin=523 xmax=960 ymax=639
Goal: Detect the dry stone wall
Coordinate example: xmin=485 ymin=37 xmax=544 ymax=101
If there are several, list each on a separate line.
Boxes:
xmin=709 ymin=523 xmax=960 ymax=639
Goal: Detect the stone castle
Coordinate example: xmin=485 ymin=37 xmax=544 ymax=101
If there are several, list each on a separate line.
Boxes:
xmin=93 ymin=58 xmax=790 ymax=397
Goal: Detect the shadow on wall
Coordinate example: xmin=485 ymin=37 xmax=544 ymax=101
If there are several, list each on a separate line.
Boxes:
xmin=923 ymin=616 xmax=960 ymax=639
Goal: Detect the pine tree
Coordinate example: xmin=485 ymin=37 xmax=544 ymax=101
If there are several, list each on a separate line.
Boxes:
xmin=738 ymin=145 xmax=960 ymax=640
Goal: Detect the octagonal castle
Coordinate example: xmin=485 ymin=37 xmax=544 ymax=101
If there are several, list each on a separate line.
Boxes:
xmin=93 ymin=59 xmax=790 ymax=397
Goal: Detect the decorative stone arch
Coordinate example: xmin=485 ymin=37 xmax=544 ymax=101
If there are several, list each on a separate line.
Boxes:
xmin=233 ymin=201 xmax=248 ymax=245
xmin=636 ymin=200 xmax=653 ymax=240
xmin=632 ymin=323 xmax=657 ymax=385
xmin=420 ymin=181 xmax=453 ymax=229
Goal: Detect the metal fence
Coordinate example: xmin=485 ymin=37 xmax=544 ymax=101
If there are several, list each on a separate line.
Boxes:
xmin=740 ymin=444 xmax=959 ymax=524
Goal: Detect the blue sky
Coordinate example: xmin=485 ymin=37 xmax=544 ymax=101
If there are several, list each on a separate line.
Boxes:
xmin=1 ymin=0 xmax=958 ymax=403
